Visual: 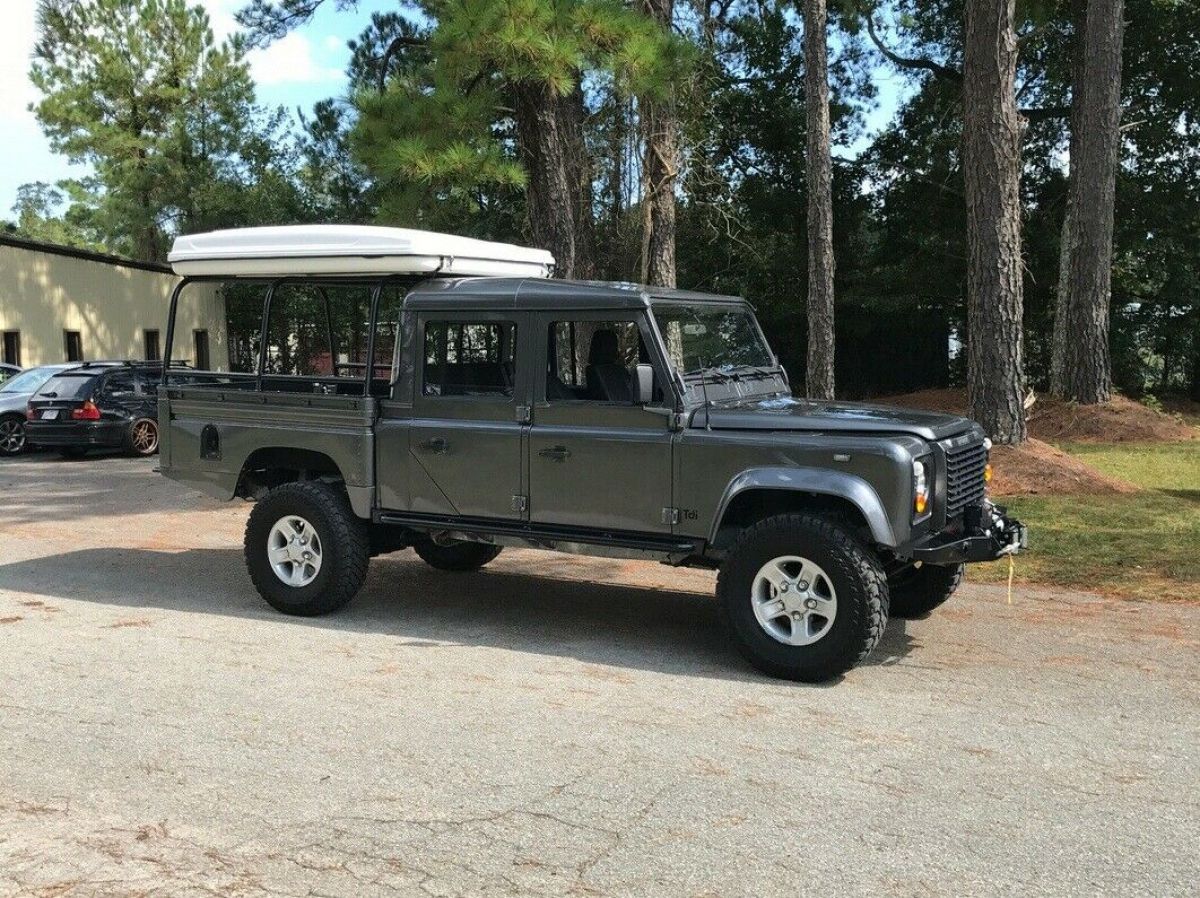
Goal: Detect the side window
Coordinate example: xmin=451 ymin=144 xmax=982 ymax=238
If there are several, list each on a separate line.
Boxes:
xmin=102 ymin=373 xmax=137 ymax=398
xmin=422 ymin=321 xmax=516 ymax=398
xmin=547 ymin=320 xmax=650 ymax=403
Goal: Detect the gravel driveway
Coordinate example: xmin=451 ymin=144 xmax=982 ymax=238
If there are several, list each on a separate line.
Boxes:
xmin=1 ymin=455 xmax=1196 ymax=897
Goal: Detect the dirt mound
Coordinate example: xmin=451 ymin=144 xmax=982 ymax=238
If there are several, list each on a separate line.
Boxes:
xmin=882 ymin=388 xmax=1197 ymax=443
xmin=988 ymin=438 xmax=1138 ymax=496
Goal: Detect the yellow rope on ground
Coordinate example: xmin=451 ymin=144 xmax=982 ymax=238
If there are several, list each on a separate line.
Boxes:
xmin=1007 ymin=553 xmax=1015 ymax=605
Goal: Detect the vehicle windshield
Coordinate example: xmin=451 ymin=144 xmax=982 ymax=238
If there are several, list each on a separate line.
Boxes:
xmin=0 ymin=367 xmax=60 ymax=395
xmin=651 ymin=303 xmax=774 ymax=376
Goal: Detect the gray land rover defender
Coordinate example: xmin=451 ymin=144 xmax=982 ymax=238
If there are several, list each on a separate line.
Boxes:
xmin=159 ymin=226 xmax=1025 ymax=682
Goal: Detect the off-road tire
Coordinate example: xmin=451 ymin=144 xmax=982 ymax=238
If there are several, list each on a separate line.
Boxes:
xmin=717 ymin=513 xmax=889 ymax=682
xmin=0 ymin=414 xmax=26 ymax=456
xmin=244 ymin=481 xmax=369 ymax=616
xmin=58 ymin=447 xmax=89 ymax=459
xmin=124 ymin=417 xmax=159 ymax=456
xmin=887 ymin=562 xmax=963 ymax=619
xmin=413 ymin=537 xmax=502 ymax=572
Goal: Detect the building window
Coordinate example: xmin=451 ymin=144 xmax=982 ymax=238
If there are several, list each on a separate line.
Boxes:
xmin=144 ymin=329 xmax=161 ymax=361
xmin=2 ymin=331 xmax=20 ymax=367
xmin=64 ymin=330 xmax=83 ymax=362
xmin=193 ymin=329 xmax=210 ymax=370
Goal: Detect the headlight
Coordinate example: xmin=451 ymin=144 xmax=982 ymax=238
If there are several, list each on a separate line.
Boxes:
xmin=913 ymin=456 xmax=932 ymax=518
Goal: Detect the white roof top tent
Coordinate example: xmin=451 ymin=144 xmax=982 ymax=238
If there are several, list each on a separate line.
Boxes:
xmin=168 ymin=224 xmax=555 ymax=279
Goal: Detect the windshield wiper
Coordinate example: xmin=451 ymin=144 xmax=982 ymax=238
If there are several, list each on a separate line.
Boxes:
xmin=681 ymin=366 xmax=738 ymax=383
xmin=722 ymin=364 xmax=778 ymax=379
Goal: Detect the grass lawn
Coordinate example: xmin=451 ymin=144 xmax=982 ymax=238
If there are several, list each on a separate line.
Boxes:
xmin=969 ymin=441 xmax=1200 ymax=602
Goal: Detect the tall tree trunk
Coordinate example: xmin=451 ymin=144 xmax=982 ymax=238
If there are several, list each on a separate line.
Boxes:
xmin=1059 ymin=0 xmax=1125 ymax=403
xmin=1050 ymin=201 xmax=1072 ymax=392
xmin=803 ymin=0 xmax=835 ymax=400
xmin=639 ymin=0 xmax=678 ymax=288
xmin=1050 ymin=0 xmax=1087 ymax=396
xmin=561 ymin=85 xmax=597 ymax=280
xmin=963 ymin=0 xmax=1027 ymax=444
xmin=1190 ymin=310 xmax=1200 ymax=402
xmin=513 ymin=81 xmax=596 ymax=280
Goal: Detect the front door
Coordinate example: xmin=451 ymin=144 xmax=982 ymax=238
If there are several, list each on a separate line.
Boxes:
xmin=408 ymin=312 xmax=527 ymax=520
xmin=527 ymin=313 xmax=674 ymax=533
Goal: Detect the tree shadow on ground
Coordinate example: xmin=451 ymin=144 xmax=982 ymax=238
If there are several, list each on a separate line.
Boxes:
xmin=0 ymin=546 xmax=916 ymax=684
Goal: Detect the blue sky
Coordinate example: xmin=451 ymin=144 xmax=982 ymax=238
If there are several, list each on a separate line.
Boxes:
xmin=1 ymin=0 xmax=907 ymax=219
xmin=0 ymin=0 xmax=397 ymax=215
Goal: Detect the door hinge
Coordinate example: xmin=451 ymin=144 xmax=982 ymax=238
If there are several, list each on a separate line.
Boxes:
xmin=512 ymin=495 xmax=528 ymax=513
xmin=662 ymin=507 xmax=680 ymax=525
xmin=516 ymin=405 xmax=531 ymax=424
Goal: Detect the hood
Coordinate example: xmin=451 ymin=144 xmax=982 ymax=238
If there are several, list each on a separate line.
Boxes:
xmin=698 ymin=395 xmax=976 ymax=441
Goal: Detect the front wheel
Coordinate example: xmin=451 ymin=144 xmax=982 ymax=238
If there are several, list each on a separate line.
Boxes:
xmin=887 ymin=562 xmax=963 ymax=618
xmin=244 ymin=481 xmax=369 ymax=616
xmin=717 ymin=514 xmax=889 ymax=682
xmin=414 ymin=537 xmax=502 ymax=572
xmin=0 ymin=415 xmax=26 ymax=456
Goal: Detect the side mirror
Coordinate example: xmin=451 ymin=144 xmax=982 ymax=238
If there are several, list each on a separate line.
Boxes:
xmin=634 ymin=364 xmax=654 ymax=404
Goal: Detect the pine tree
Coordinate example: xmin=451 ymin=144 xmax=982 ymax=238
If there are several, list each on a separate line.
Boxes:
xmin=963 ymin=0 xmax=1027 ymax=443
xmin=30 ymin=0 xmax=267 ymax=259
xmin=803 ymin=0 xmax=835 ymax=400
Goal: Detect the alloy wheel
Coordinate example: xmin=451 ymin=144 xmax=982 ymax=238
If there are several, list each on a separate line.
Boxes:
xmin=267 ymin=515 xmax=324 ymax=588
xmin=0 ymin=418 xmax=25 ymax=455
xmin=750 ymin=555 xmax=838 ymax=646
xmin=131 ymin=419 xmax=158 ymax=454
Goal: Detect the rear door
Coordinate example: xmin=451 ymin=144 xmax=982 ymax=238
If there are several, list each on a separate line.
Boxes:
xmin=406 ymin=311 xmax=529 ymax=520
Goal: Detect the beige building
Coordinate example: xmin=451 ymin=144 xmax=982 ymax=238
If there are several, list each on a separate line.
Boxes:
xmin=0 ymin=234 xmax=227 ymax=370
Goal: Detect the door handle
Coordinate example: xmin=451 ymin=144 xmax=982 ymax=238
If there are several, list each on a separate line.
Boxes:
xmin=420 ymin=437 xmax=449 ymax=454
xmin=539 ymin=445 xmax=571 ymax=461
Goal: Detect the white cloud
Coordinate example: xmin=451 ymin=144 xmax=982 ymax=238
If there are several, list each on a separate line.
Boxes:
xmin=250 ymin=31 xmax=344 ymax=85
xmin=0 ymin=1 xmax=39 ymax=125
xmin=197 ymin=0 xmax=343 ymax=86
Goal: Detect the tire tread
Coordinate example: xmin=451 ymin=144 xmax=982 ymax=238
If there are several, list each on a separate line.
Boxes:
xmin=717 ymin=513 xmax=888 ymax=681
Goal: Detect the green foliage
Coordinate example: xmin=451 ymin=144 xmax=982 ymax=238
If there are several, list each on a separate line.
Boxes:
xmin=28 ymin=0 xmax=300 ymax=259
xmin=347 ymin=0 xmax=685 ymax=234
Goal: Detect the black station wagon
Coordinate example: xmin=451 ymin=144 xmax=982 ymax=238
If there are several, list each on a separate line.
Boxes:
xmin=26 ymin=362 xmax=163 ymax=458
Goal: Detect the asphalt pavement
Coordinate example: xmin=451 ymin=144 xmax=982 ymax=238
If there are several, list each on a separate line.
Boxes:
xmin=0 ymin=454 xmax=1196 ymax=896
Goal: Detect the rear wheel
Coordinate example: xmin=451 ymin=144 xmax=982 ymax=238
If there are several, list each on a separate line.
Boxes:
xmin=125 ymin=418 xmax=159 ymax=456
xmin=0 ymin=415 xmax=26 ymax=456
xmin=887 ymin=562 xmax=964 ymax=618
xmin=414 ymin=537 xmax=502 ymax=572
xmin=244 ymin=481 xmax=369 ymax=616
xmin=717 ymin=513 xmax=888 ymax=682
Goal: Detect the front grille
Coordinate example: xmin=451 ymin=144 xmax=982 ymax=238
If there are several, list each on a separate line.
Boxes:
xmin=942 ymin=437 xmax=988 ymax=516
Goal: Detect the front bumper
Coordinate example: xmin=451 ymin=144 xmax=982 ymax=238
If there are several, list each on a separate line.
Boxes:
xmin=908 ymin=501 xmax=1027 ymax=565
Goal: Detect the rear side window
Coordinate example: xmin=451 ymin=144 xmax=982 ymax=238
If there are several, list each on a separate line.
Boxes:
xmin=102 ymin=373 xmax=138 ymax=397
xmin=35 ymin=373 xmax=100 ymax=400
xmin=422 ymin=321 xmax=516 ymax=398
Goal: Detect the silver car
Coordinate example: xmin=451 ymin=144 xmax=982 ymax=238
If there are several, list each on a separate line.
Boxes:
xmin=0 ymin=364 xmax=77 ymax=456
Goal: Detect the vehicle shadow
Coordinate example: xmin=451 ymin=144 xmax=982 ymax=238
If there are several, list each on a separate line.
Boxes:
xmin=0 ymin=454 xmax=218 ymax=526
xmin=0 ymin=547 xmax=916 ymax=684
